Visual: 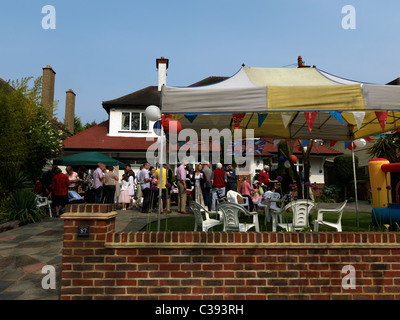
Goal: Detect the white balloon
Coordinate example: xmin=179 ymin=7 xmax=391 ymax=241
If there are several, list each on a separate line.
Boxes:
xmin=354 ymin=138 xmax=367 ymax=148
xmin=284 ymin=160 xmax=291 ymax=168
xmin=145 ymin=105 xmax=161 ymax=121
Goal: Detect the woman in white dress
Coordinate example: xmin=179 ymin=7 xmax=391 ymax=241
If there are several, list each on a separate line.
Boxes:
xmin=127 ymin=170 xmax=135 ymax=209
xmin=193 ymin=164 xmax=205 ymax=206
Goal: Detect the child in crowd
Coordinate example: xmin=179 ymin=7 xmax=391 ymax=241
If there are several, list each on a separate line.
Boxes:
xmin=119 ymin=174 xmax=130 ymax=210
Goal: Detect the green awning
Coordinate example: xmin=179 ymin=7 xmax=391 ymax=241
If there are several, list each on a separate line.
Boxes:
xmin=53 ymin=152 xmax=125 ymax=168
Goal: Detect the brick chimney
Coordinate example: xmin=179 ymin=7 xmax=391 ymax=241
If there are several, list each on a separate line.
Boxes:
xmin=297 ymin=56 xmax=310 ymax=68
xmin=156 ymin=57 xmax=169 ymax=91
xmin=41 ymin=65 xmax=56 ymax=117
xmin=64 ymin=89 xmax=76 ymax=134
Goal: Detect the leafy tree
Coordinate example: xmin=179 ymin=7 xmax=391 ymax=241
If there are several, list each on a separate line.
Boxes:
xmin=334 ymin=154 xmax=358 ymax=199
xmin=0 ymin=76 xmax=67 ymax=186
xmin=368 ymin=132 xmax=400 ymax=163
xmin=74 ymin=116 xmax=97 ymax=134
xmin=279 ymin=139 xmax=314 ymax=199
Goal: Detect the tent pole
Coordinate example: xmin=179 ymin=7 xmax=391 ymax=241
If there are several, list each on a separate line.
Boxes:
xmin=351 ymin=141 xmax=360 ymax=229
xmin=158 ymin=119 xmax=164 ymax=232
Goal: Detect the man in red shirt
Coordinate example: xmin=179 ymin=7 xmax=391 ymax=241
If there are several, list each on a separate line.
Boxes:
xmin=258 ymin=165 xmax=270 ymax=191
xmin=50 ymin=167 xmax=70 ymax=216
xmin=211 ymin=163 xmax=227 ymax=211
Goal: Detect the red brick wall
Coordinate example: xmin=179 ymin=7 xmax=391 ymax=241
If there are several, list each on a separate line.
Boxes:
xmin=61 ymin=204 xmax=400 ymax=300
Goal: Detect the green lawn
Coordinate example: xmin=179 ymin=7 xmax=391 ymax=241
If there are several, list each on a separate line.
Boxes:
xmin=143 ymin=210 xmax=375 ymax=232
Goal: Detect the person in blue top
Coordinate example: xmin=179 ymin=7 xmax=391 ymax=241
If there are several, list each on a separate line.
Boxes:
xmin=225 ymin=164 xmax=237 ymax=193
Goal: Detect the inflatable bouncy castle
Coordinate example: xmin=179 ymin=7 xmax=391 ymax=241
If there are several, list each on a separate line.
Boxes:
xmin=368 ymin=158 xmax=400 ymax=225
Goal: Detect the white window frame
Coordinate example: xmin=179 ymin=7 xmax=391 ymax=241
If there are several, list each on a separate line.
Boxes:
xmin=120 ymin=111 xmax=149 ymax=132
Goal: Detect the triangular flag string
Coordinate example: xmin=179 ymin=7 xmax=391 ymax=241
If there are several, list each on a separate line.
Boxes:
xmin=304 ymin=112 xmax=317 ymax=132
xmin=302 ymin=140 xmax=310 ymax=147
xmin=210 ymin=114 xmax=221 ymax=126
xmin=329 ymin=111 xmax=344 ymax=125
xmin=232 ymin=113 xmax=246 ymax=130
xmin=375 ymin=111 xmax=388 ymax=131
xmin=352 ymin=112 xmax=366 ymax=130
xmin=281 ymin=113 xmax=292 ymax=128
xmin=330 ymin=140 xmax=338 ymax=147
xmin=184 ymin=114 xmax=198 ymax=123
xmin=258 ymin=113 xmax=268 ymax=128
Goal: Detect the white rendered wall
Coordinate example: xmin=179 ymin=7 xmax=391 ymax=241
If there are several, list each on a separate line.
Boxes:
xmin=108 ymin=109 xmax=158 ymax=138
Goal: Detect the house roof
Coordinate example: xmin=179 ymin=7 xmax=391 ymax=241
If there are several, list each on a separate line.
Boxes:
xmin=386 ymin=78 xmax=400 ymax=85
xmin=260 ymin=139 xmax=343 ymax=156
xmin=102 ymin=76 xmax=228 ymax=113
xmin=102 ymin=86 xmax=160 ymax=113
xmin=64 ymin=124 xmax=343 ymax=157
xmin=188 ymin=76 xmax=229 ymax=87
xmin=63 ymin=120 xmax=155 ymax=151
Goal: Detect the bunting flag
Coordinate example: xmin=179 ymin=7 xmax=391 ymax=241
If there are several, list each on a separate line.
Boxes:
xmin=281 ymin=112 xmax=292 ymax=128
xmin=232 ymin=113 xmax=246 ymax=130
xmin=352 ymin=112 xmax=366 ymax=130
xmin=330 ymin=140 xmax=338 ymax=147
xmin=365 ymin=136 xmax=375 ymax=141
xmin=210 ymin=114 xmax=221 ymax=126
xmin=329 ymin=111 xmax=344 ymax=125
xmin=304 ymin=112 xmax=317 ymax=132
xmin=226 ymin=140 xmax=242 ymax=156
xmin=344 ymin=141 xmax=357 ymax=150
xmin=184 ymin=114 xmax=198 ymax=123
xmin=254 ymin=139 xmax=267 ymax=155
xmin=375 ymin=111 xmax=388 ymax=131
xmin=302 ymin=140 xmax=310 ymax=147
xmin=273 ymin=139 xmax=280 ymax=146
xmin=258 ymin=113 xmax=268 ymax=128
xmin=226 ymin=139 xmax=266 ymax=156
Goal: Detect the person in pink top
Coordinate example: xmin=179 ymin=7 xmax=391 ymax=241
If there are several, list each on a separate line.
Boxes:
xmin=239 ymin=176 xmax=255 ymax=211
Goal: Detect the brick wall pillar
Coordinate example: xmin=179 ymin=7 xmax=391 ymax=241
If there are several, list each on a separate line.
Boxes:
xmin=60 ymin=204 xmax=117 ymax=300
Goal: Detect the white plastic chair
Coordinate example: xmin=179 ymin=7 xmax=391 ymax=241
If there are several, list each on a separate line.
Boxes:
xmin=226 ymin=190 xmax=250 ymax=210
xmin=313 ymin=200 xmax=347 ymax=232
xmin=189 ymin=201 xmax=223 ymax=232
xmin=258 ymin=192 xmax=286 ymax=226
xmin=276 ymin=200 xmax=315 ymax=232
xmin=36 ymin=195 xmax=53 ymax=218
xmin=217 ymin=202 xmax=260 ymax=232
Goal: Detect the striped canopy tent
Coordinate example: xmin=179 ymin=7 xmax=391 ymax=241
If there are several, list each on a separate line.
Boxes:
xmin=161 ymin=66 xmax=400 ymax=140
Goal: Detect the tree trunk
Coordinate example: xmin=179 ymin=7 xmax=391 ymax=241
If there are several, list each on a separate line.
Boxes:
xmin=280 ymin=139 xmax=314 ymax=199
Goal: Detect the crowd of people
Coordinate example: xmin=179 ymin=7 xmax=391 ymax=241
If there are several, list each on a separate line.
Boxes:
xmin=130 ymin=161 xmax=294 ymax=215
xmin=34 ymin=160 xmax=302 ymax=217
xmin=35 ymin=162 xmax=121 ymax=216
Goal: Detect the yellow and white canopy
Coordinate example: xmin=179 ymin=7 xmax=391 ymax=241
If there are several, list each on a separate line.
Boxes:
xmin=161 ymin=67 xmax=400 ymax=140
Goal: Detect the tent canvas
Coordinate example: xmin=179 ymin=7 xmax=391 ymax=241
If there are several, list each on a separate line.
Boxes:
xmin=161 ymin=66 xmax=400 ymax=140
xmin=53 ymin=152 xmax=126 ymax=168
xmin=160 ymin=65 xmax=400 ymax=229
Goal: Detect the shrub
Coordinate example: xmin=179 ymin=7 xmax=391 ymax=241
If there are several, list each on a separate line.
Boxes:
xmin=0 ymin=169 xmax=32 ymax=201
xmin=334 ymin=154 xmax=358 ymax=185
xmin=1 ymin=189 xmax=43 ymax=224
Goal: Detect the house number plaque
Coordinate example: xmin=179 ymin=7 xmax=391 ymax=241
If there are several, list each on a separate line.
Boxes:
xmin=77 ymin=226 xmax=90 ymax=237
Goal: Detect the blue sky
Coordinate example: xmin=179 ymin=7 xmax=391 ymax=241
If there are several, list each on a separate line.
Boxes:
xmin=2 ymin=0 xmax=400 ymax=124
